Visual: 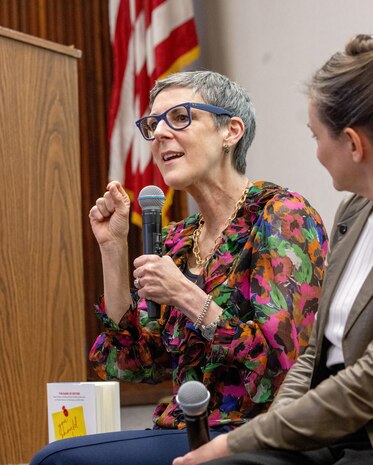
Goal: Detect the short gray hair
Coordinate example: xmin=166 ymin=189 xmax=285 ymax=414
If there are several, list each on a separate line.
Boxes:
xmin=149 ymin=70 xmax=256 ymax=174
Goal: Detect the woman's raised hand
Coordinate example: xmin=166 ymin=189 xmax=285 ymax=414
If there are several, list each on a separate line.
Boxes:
xmin=89 ymin=181 xmax=131 ymax=247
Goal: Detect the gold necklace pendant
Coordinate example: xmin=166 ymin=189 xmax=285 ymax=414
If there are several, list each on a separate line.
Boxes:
xmin=192 ymin=181 xmax=250 ymax=267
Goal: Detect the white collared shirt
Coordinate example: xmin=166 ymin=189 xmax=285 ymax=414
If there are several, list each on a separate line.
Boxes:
xmin=325 ymin=212 xmax=373 ymax=367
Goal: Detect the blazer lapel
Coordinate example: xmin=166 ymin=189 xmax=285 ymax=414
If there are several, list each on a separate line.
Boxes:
xmin=344 ymin=258 xmax=373 ymax=336
xmin=316 ymin=199 xmax=373 ymax=338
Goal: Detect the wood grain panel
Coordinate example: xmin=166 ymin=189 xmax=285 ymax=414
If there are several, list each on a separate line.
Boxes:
xmin=0 ymin=30 xmax=85 ymax=464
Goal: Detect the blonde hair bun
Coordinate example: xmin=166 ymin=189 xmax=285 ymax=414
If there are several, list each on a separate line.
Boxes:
xmin=345 ymin=34 xmax=373 ymax=56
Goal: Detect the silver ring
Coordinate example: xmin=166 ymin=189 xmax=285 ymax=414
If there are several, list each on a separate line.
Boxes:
xmin=134 ymin=278 xmax=141 ymax=288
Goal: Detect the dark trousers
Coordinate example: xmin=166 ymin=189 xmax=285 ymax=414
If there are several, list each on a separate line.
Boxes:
xmin=203 ymin=449 xmax=373 ymax=465
xmin=30 ymin=428 xmax=223 ymax=465
xmin=203 ymin=436 xmax=373 ymax=465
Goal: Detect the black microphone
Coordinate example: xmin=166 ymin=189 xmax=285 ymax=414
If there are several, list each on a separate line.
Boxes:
xmin=176 ymin=380 xmax=211 ymax=450
xmin=137 ymin=185 xmax=165 ymax=319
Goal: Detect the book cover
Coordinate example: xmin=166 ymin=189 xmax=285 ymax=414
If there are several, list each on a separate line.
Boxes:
xmin=47 ymin=381 xmax=121 ymax=442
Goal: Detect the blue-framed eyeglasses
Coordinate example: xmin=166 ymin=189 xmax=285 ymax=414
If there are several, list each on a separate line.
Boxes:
xmin=135 ymin=102 xmax=233 ymax=141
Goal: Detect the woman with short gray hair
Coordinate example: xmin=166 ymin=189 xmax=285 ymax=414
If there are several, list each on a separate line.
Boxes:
xmin=31 ymin=70 xmax=327 ymax=465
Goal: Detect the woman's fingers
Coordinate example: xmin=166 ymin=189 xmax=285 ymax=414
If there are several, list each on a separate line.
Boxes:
xmin=89 ymin=181 xmax=130 ymax=223
xmin=133 ymin=256 xmax=185 ymax=303
xmin=95 ymin=195 xmax=113 ymax=218
xmin=107 ymin=181 xmax=131 ymax=215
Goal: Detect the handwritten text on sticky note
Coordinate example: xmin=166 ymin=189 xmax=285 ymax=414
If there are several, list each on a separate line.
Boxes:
xmin=52 ymin=406 xmax=87 ymax=440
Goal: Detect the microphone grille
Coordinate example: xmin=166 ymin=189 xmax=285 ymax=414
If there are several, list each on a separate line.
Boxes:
xmin=138 ymin=185 xmax=165 ymax=210
xmin=176 ymin=381 xmax=211 ymax=416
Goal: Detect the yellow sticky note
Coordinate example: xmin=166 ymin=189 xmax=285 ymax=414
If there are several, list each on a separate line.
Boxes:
xmin=52 ymin=406 xmax=87 ymax=440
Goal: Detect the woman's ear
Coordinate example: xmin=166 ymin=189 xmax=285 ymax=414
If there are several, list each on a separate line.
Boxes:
xmin=223 ymin=116 xmax=245 ymax=147
xmin=343 ymin=127 xmax=364 ymax=162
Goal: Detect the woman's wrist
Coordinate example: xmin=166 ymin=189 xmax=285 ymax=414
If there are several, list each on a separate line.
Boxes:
xmin=99 ymin=238 xmax=129 ymax=256
xmin=177 ymin=280 xmax=222 ymax=335
xmin=194 ymin=295 xmax=213 ymax=329
xmin=101 ymin=240 xmax=131 ymax=325
xmin=199 ymin=310 xmax=222 ymax=341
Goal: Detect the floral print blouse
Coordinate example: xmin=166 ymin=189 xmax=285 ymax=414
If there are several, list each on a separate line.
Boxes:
xmin=89 ymin=181 xmax=328 ymax=430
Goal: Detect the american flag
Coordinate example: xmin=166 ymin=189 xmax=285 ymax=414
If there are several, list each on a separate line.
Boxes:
xmin=108 ymin=0 xmax=199 ymax=226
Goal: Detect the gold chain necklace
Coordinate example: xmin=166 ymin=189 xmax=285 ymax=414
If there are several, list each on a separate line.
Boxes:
xmin=192 ymin=181 xmax=250 ymax=267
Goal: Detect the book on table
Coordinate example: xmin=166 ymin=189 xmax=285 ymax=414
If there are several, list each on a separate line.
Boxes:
xmin=47 ymin=381 xmax=121 ymax=442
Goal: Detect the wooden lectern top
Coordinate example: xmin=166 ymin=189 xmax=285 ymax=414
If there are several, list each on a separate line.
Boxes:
xmin=0 ymin=26 xmax=82 ymax=58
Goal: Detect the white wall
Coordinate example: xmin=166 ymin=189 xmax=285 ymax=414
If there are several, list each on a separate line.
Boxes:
xmin=193 ymin=0 xmax=373 ymax=232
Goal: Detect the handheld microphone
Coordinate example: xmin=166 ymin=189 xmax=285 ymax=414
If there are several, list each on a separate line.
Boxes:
xmin=137 ymin=185 xmax=165 ymax=320
xmin=176 ymin=380 xmax=211 ymax=450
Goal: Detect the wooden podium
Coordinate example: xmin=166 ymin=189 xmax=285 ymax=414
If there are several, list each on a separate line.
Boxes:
xmin=0 ymin=28 xmax=86 ymax=464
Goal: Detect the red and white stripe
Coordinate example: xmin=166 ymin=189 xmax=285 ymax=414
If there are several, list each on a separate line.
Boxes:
xmin=108 ymin=0 xmax=199 ymax=226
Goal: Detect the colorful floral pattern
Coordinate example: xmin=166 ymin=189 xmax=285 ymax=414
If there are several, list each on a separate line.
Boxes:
xmin=90 ymin=181 xmax=328 ymax=430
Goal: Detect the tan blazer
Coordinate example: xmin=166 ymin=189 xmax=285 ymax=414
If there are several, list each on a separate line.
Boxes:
xmin=228 ymin=194 xmax=373 ymax=453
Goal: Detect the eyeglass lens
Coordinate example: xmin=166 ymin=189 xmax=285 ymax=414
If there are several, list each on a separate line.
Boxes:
xmin=140 ymin=105 xmax=191 ymax=139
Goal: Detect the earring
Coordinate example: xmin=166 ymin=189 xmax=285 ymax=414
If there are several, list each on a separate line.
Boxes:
xmin=223 ymin=144 xmax=230 ymax=154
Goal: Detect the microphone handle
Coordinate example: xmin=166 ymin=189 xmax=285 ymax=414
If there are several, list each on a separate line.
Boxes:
xmin=142 ymin=209 xmax=162 ymax=319
xmin=146 ymin=300 xmax=160 ymax=320
xmin=184 ymin=411 xmax=210 ymax=450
